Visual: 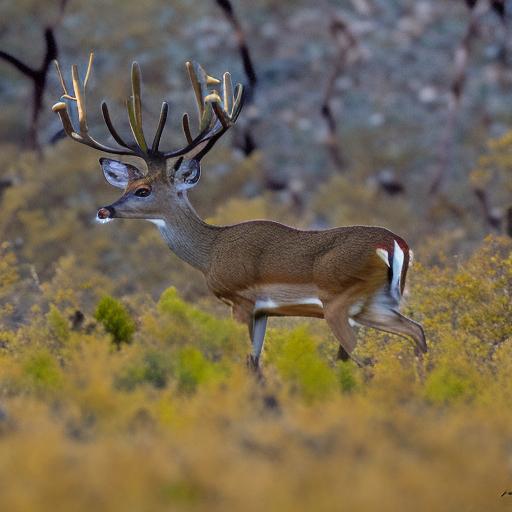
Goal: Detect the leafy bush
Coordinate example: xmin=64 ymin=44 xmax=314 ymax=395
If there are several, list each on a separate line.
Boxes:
xmin=267 ymin=326 xmax=338 ymax=402
xmin=150 ymin=286 xmax=245 ymax=359
xmin=22 ymin=349 xmax=63 ymax=394
xmin=424 ymin=365 xmax=477 ymax=404
xmin=336 ymin=360 xmax=359 ymax=393
xmin=0 ymin=236 xmax=508 ymax=511
xmin=115 ymin=349 xmax=173 ymax=391
xmin=174 ymin=346 xmax=227 ymax=394
xmin=94 ymin=295 xmax=136 ymax=346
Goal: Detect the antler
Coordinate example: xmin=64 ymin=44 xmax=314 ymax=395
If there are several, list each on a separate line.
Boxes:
xmin=52 ymin=53 xmax=244 ymax=162
xmin=162 ymin=61 xmax=244 ymax=159
xmin=53 ymin=52 xmax=136 ymax=156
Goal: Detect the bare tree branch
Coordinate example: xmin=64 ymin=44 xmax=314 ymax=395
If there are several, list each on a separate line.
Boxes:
xmin=473 ymin=187 xmax=502 ymax=230
xmin=320 ymin=16 xmax=358 ymax=172
xmin=429 ymin=2 xmax=486 ymax=195
xmin=506 ymin=206 xmax=512 ymax=237
xmin=0 ymin=1 xmax=67 ymax=150
xmin=0 ymin=51 xmax=36 ymax=78
xmin=214 ymin=0 xmax=259 ymax=158
xmin=215 ymin=0 xmax=257 ymax=92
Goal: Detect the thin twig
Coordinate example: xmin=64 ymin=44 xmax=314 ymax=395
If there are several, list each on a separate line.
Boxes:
xmin=473 ymin=187 xmax=502 ymax=230
xmin=214 ymin=0 xmax=258 ymax=156
xmin=506 ymin=206 xmax=512 ymax=237
xmin=215 ymin=0 xmax=257 ymax=91
xmin=320 ymin=16 xmax=358 ymax=172
xmin=0 ymin=0 xmax=68 ymax=150
xmin=429 ymin=1 xmax=486 ymax=195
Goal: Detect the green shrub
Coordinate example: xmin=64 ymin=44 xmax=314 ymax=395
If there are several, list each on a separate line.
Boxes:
xmin=46 ymin=305 xmax=70 ymax=344
xmin=22 ymin=350 xmax=63 ymax=393
xmin=336 ymin=360 xmax=359 ymax=393
xmin=174 ymin=346 xmax=225 ymax=394
xmin=155 ymin=287 xmax=244 ymax=358
xmin=116 ymin=350 xmax=172 ymax=391
xmin=268 ymin=327 xmax=338 ymax=402
xmin=424 ymin=365 xmax=477 ymax=404
xmin=94 ymin=296 xmax=135 ymax=346
xmin=160 ymin=481 xmax=203 ymax=505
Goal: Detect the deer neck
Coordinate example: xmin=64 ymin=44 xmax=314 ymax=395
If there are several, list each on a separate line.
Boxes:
xmin=151 ymin=191 xmax=217 ymax=273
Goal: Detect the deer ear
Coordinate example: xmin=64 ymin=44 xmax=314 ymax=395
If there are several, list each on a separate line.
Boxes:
xmin=99 ymin=158 xmax=144 ymax=189
xmin=174 ymin=159 xmax=201 ymax=191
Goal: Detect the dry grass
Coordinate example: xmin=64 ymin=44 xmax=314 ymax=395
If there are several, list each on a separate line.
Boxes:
xmin=0 ymin=237 xmax=510 ymax=511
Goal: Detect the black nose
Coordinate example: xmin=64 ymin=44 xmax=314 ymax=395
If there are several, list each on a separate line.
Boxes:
xmin=97 ymin=206 xmax=115 ymax=219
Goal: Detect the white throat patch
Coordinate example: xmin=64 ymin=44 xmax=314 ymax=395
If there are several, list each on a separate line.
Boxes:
xmin=95 ymin=216 xmax=113 ymax=224
xmin=147 ymin=219 xmax=167 ymax=228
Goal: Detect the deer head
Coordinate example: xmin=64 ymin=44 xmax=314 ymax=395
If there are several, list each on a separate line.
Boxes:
xmin=52 ymin=53 xmax=243 ymax=221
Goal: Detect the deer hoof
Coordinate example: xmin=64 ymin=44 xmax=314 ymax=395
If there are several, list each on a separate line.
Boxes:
xmin=246 ymin=354 xmax=265 ymax=381
xmin=246 ymin=354 xmax=259 ymax=371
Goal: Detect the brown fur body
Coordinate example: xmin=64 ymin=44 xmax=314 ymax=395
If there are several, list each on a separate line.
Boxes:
xmin=204 ymin=221 xmax=410 ymax=332
xmin=208 ymin=222 xmax=403 ymax=304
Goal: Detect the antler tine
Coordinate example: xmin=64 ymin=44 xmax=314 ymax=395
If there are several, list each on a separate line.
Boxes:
xmin=182 ymin=113 xmax=193 ymax=144
xmin=232 ymin=83 xmax=244 ymax=121
xmin=52 ymin=52 xmax=137 ymax=156
xmin=151 ymin=101 xmax=169 ymax=153
xmin=186 ymin=61 xmax=205 ymax=122
xmin=180 ymin=63 xmax=221 ymax=144
xmin=161 ymin=62 xmax=215 ymax=158
xmin=126 ymin=62 xmax=149 ymax=152
xmin=71 ymin=62 xmax=88 ymax=134
xmin=223 ymin=71 xmax=234 ymax=116
xmin=207 ymin=72 xmax=244 ymax=130
xmin=162 ymin=62 xmax=243 ymax=159
xmin=101 ymin=101 xmax=132 ymax=149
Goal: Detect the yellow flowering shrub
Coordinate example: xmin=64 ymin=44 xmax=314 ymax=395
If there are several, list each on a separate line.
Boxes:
xmin=0 ymin=236 xmax=509 ymax=511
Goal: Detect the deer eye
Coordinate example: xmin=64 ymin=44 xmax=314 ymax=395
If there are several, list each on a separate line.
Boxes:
xmin=134 ymin=187 xmax=151 ymax=198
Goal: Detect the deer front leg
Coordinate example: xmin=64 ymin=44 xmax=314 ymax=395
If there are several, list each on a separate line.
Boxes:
xmin=247 ymin=313 xmax=268 ymax=372
xmin=232 ymin=302 xmax=267 ymax=374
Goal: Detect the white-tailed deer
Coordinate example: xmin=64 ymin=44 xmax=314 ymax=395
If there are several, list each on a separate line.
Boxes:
xmin=52 ymin=53 xmax=426 ymax=370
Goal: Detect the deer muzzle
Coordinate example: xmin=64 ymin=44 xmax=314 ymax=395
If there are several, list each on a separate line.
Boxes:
xmin=97 ymin=206 xmax=115 ymax=219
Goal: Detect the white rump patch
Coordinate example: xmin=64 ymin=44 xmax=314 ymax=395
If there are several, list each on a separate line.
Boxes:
xmin=391 ymin=240 xmax=404 ymax=302
xmin=348 ymin=300 xmax=364 ymax=317
xmin=376 ymin=248 xmax=390 ymax=266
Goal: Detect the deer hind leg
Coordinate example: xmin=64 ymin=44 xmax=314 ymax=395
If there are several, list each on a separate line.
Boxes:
xmin=322 ymin=297 xmax=358 ymax=363
xmin=354 ymin=306 xmax=427 ymax=355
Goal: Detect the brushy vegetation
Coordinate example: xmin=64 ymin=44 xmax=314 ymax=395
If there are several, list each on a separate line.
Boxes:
xmin=1 ymin=0 xmax=511 ymax=509
xmin=0 ymin=235 xmax=510 ymax=511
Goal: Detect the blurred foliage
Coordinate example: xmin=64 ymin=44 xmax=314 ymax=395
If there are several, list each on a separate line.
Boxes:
xmin=0 ymin=237 xmax=509 ymax=510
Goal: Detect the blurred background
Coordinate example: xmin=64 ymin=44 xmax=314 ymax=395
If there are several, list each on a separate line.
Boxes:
xmin=0 ymin=0 xmax=510 ymax=310
xmin=0 ymin=2 xmax=511 ymax=511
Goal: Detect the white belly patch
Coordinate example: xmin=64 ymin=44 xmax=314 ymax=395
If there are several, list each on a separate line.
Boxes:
xmin=245 ymin=284 xmax=323 ymax=313
xmin=254 ymin=296 xmax=323 ymax=312
xmin=240 ymin=284 xmax=367 ymax=324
